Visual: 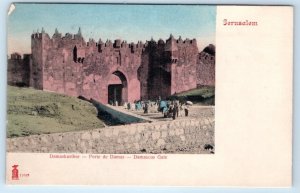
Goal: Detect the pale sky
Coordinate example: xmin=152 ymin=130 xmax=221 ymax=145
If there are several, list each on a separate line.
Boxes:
xmin=7 ymin=3 xmax=216 ymax=55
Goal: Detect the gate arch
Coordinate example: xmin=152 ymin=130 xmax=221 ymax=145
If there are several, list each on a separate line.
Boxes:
xmin=107 ymin=70 xmax=128 ymax=105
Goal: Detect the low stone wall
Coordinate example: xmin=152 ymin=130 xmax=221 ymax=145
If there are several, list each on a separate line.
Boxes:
xmin=7 ymin=118 xmax=214 ymax=154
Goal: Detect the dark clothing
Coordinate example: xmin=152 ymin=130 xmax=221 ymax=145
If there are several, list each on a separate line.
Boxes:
xmin=175 ymin=106 xmax=179 ymax=117
xmin=144 ymin=103 xmax=149 ymax=114
xmin=172 ymin=109 xmax=176 ymax=120
xmin=184 ymin=108 xmax=189 ymax=117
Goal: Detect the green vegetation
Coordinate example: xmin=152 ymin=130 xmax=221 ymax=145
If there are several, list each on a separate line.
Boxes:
xmin=176 ymin=86 xmax=215 ymax=98
xmin=7 ymin=86 xmax=105 ymax=138
xmin=168 ymin=86 xmax=215 ymax=105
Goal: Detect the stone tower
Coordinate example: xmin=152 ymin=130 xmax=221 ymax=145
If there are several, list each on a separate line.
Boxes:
xmin=25 ymin=28 xmax=215 ymax=104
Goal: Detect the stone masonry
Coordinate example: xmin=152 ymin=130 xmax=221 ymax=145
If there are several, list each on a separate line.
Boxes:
xmin=7 ymin=117 xmax=214 ymax=154
xmin=8 ymin=28 xmax=215 ymax=104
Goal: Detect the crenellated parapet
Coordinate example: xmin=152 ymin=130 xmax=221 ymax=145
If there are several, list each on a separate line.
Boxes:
xmin=27 ymin=27 xmax=215 ymax=103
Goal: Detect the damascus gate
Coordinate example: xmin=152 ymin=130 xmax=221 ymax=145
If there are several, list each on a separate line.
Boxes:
xmin=8 ymin=28 xmax=215 ymax=105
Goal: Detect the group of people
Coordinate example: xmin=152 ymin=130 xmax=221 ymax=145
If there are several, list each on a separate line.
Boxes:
xmin=123 ymin=98 xmax=191 ymax=120
xmin=159 ymin=100 xmax=189 ymax=120
xmin=124 ymin=100 xmax=156 ymax=113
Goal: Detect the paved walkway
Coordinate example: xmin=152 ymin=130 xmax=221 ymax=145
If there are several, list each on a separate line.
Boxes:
xmin=108 ymin=105 xmax=214 ymax=123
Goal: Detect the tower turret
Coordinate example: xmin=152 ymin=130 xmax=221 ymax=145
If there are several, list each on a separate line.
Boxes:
xmin=165 ymin=34 xmax=178 ymax=63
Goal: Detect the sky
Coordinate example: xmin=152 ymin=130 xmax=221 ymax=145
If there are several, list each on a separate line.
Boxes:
xmin=7 ymin=3 xmax=216 ymax=55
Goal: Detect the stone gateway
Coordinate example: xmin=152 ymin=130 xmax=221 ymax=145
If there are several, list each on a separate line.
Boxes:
xmin=8 ymin=28 xmax=215 ymax=104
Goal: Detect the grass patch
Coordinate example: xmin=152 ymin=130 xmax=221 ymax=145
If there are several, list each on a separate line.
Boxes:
xmin=176 ymin=86 xmax=215 ymax=98
xmin=169 ymin=86 xmax=215 ymax=105
xmin=7 ymin=86 xmax=104 ymax=138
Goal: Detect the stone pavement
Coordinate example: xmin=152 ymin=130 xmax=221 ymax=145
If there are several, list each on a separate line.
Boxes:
xmin=111 ymin=105 xmax=214 ymax=123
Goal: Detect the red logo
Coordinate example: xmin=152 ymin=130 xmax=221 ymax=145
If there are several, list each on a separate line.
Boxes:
xmin=12 ymin=165 xmax=19 ymax=180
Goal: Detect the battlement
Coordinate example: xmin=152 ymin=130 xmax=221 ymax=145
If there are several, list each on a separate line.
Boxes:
xmin=10 ymin=52 xmax=22 ymax=60
xmin=31 ymin=28 xmax=198 ymax=54
xmin=27 ymin=27 xmax=215 ymax=103
xmin=9 ymin=53 xmax=32 ymax=60
xmin=31 ymin=32 xmax=50 ymax=39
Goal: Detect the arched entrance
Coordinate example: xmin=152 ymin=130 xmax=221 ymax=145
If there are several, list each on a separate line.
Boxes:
xmin=107 ymin=71 xmax=128 ymax=106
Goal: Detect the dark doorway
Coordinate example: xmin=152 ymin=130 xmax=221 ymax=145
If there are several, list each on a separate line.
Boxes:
xmin=108 ymin=84 xmax=123 ymax=106
xmin=107 ymin=71 xmax=128 ymax=105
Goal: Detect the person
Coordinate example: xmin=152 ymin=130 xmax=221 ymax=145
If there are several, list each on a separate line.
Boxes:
xmin=184 ymin=105 xmax=189 ymax=117
xmin=172 ymin=105 xmax=176 ymax=120
xmin=168 ymin=105 xmax=174 ymax=119
xmin=127 ymin=102 xmax=131 ymax=110
xmin=144 ymin=102 xmax=149 ymax=114
xmin=174 ymin=100 xmax=179 ymax=117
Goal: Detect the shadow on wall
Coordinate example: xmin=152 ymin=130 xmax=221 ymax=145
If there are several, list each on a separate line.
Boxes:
xmin=78 ymin=96 xmax=148 ymax=126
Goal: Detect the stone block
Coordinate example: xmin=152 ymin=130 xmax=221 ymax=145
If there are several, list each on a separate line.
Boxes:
xmin=104 ymin=129 xmax=113 ymax=137
xmin=129 ymin=127 xmax=137 ymax=135
xmin=125 ymin=143 xmax=132 ymax=149
xmin=180 ymin=135 xmax=186 ymax=141
xmin=174 ymin=121 xmax=180 ymax=127
xmin=133 ymin=143 xmax=140 ymax=149
xmin=204 ymin=118 xmax=210 ymax=125
xmin=161 ymin=131 xmax=168 ymax=138
xmin=180 ymin=121 xmax=186 ymax=127
xmin=113 ymin=128 xmax=119 ymax=136
xmin=169 ymin=129 xmax=175 ymax=136
xmin=117 ymin=138 xmax=122 ymax=144
xmin=189 ymin=127 xmax=195 ymax=133
xmin=154 ymin=125 xmax=161 ymax=130
xmin=70 ymin=143 xmax=76 ymax=148
xmin=202 ymin=125 xmax=208 ymax=130
xmin=137 ymin=125 xmax=145 ymax=133
xmin=156 ymin=139 xmax=165 ymax=147
xmin=56 ymin=135 xmax=63 ymax=142
xmin=175 ymin=128 xmax=184 ymax=136
xmin=41 ymin=147 xmax=48 ymax=152
xmin=120 ymin=127 xmax=129 ymax=134
xmin=29 ymin=138 xmax=37 ymax=146
xmin=141 ymin=132 xmax=149 ymax=139
xmin=184 ymin=127 xmax=190 ymax=134
xmin=152 ymin=131 xmax=161 ymax=140
xmin=160 ymin=124 xmax=168 ymax=130
xmin=169 ymin=122 xmax=175 ymax=129
xmin=81 ymin=132 xmax=91 ymax=140
xmin=123 ymin=136 xmax=129 ymax=143
xmin=190 ymin=121 xmax=196 ymax=127
xmin=39 ymin=136 xmax=48 ymax=143
xmin=92 ymin=131 xmax=101 ymax=139
xmin=134 ymin=134 xmax=141 ymax=141
xmin=80 ymin=141 xmax=86 ymax=148
xmin=185 ymin=121 xmax=191 ymax=127
xmin=88 ymin=141 xmax=93 ymax=147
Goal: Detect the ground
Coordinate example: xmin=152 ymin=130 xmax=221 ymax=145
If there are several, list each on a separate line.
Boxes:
xmin=7 ymin=86 xmax=105 ymax=138
xmin=6 ymin=86 xmax=215 ymax=154
xmin=112 ymin=104 xmax=214 ymax=123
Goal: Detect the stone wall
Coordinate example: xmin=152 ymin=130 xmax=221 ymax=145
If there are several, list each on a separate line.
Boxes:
xmin=7 ymin=118 xmax=214 ymax=154
xmin=28 ymin=29 xmax=214 ymax=103
xmin=7 ymin=53 xmax=31 ymax=87
xmin=197 ymin=44 xmax=215 ymax=86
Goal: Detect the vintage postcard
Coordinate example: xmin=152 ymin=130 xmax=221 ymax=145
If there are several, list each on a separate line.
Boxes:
xmin=6 ymin=4 xmax=292 ymax=186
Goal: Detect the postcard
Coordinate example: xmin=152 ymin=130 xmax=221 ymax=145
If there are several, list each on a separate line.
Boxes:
xmin=6 ymin=4 xmax=293 ymax=186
